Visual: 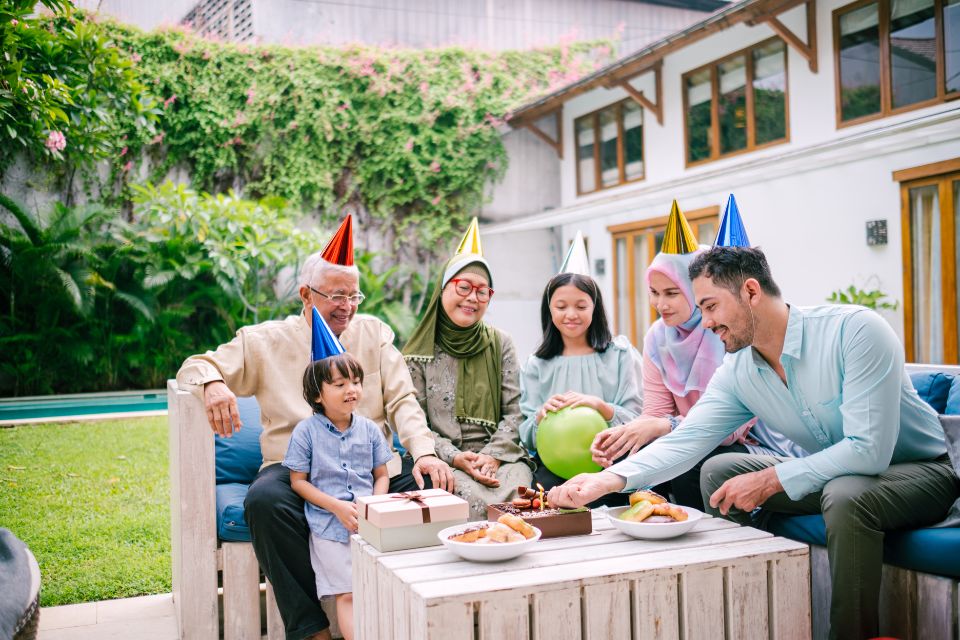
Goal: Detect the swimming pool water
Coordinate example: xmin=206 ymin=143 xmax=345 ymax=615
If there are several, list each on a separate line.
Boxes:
xmin=0 ymin=391 xmax=167 ymax=421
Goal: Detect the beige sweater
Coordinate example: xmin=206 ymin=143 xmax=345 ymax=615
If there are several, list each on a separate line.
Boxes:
xmin=176 ymin=313 xmax=436 ymax=476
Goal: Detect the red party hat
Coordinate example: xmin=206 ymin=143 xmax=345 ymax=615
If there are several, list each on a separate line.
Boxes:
xmin=321 ymin=215 xmax=354 ymax=266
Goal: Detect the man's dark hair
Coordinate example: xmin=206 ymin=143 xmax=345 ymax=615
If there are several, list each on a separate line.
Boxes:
xmin=534 ymin=273 xmax=612 ymax=360
xmin=688 ymin=246 xmax=782 ymax=298
xmin=302 ymin=353 xmax=365 ymax=413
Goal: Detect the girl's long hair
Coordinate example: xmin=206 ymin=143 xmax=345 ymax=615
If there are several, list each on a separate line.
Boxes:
xmin=533 ymin=273 xmax=612 ymax=360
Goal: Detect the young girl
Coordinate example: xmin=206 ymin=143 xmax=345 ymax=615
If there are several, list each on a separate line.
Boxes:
xmin=519 ymin=271 xmax=643 ymax=503
xmin=283 ymin=353 xmax=393 ymax=640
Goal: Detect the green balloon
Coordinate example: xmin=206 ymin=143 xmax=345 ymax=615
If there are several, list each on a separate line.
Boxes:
xmin=536 ymin=406 xmax=606 ymax=480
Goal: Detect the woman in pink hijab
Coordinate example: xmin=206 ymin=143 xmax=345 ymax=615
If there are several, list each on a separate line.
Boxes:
xmin=591 ymin=248 xmax=805 ymax=508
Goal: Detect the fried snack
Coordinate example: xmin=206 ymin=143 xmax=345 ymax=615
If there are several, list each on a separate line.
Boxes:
xmin=619 ymin=499 xmax=655 ymax=522
xmin=629 ymin=490 xmax=667 ymax=506
xmin=486 ymin=523 xmax=526 ymax=543
xmin=651 ymin=503 xmax=688 ymax=522
xmin=497 ymin=513 xmax=537 ymax=539
xmin=449 ymin=525 xmax=488 ymax=542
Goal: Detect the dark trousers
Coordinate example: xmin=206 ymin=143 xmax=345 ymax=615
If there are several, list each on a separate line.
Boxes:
xmin=669 ymin=442 xmax=749 ymax=509
xmin=701 ymin=453 xmax=960 ymax=640
xmin=245 ymin=456 xmax=432 ymax=640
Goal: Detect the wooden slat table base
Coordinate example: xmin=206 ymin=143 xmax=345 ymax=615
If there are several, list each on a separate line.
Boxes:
xmin=353 ymin=513 xmax=810 ymax=640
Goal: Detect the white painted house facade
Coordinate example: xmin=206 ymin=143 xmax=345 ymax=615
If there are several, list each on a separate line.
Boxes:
xmin=481 ymin=0 xmax=960 ymax=366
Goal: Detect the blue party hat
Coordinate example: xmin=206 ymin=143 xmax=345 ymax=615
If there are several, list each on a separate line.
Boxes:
xmin=311 ymin=307 xmax=346 ymax=361
xmin=714 ymin=194 xmax=751 ymax=247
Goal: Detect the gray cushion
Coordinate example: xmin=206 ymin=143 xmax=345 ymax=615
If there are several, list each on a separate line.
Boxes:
xmin=932 ymin=415 xmax=960 ymax=528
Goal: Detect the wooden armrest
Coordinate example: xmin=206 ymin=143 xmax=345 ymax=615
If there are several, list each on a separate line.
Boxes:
xmin=167 ymin=379 xmax=219 ymax=640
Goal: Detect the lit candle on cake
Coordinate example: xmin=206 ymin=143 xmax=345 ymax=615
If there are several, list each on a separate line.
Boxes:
xmin=536 ymin=483 xmax=545 ymax=511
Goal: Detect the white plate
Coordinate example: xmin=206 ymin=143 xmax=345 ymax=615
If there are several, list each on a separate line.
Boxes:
xmin=606 ymin=505 xmax=704 ymax=540
xmin=437 ymin=521 xmax=542 ymax=562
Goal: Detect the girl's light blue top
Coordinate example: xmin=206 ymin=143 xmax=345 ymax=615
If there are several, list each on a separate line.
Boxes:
xmin=519 ymin=335 xmax=644 ymax=451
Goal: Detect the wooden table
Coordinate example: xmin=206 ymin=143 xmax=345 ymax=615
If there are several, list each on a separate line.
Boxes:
xmin=352 ymin=511 xmax=811 ymax=640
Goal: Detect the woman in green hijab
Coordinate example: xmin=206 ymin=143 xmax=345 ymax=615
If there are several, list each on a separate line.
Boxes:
xmin=404 ymin=251 xmax=533 ymax=520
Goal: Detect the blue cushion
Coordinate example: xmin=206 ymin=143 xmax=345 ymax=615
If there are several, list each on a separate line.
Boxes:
xmin=765 ymin=513 xmax=960 ymax=578
xmin=946 ymin=376 xmax=960 ymax=415
xmin=910 ymin=372 xmax=954 ymax=414
xmin=214 ymin=396 xmax=264 ymax=485
xmin=216 ymin=482 xmax=252 ymax=542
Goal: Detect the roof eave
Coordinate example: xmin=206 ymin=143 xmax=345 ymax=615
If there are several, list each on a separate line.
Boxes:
xmin=508 ymin=0 xmax=804 ymax=126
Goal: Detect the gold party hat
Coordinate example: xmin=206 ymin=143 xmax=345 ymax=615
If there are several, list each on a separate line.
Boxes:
xmin=660 ymin=200 xmax=699 ymax=254
xmin=454 ymin=217 xmax=483 ymax=256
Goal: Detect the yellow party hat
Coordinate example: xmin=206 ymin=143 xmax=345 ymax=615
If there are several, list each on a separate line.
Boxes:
xmin=454 ymin=217 xmax=483 ymax=256
xmin=660 ymin=200 xmax=699 ymax=254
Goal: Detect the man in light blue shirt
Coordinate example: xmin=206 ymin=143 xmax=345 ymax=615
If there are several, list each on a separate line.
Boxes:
xmin=548 ymin=247 xmax=959 ymax=640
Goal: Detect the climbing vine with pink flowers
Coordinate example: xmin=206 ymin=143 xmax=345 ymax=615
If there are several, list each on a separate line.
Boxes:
xmin=1 ymin=3 xmax=613 ymax=250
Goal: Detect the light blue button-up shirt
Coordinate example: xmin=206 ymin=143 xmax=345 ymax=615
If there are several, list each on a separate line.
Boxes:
xmin=283 ymin=412 xmax=394 ymax=542
xmin=608 ymin=305 xmax=947 ymax=500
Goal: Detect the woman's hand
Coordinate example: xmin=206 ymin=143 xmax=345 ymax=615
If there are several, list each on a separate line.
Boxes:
xmin=330 ymin=499 xmax=359 ymax=534
xmin=590 ymin=417 xmax=671 ymax=467
xmin=537 ymin=391 xmax=613 ymax=423
xmin=453 ymin=451 xmax=501 ymax=488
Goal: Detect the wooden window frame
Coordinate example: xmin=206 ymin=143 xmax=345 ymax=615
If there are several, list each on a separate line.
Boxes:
xmin=898 ymin=158 xmax=960 ymax=363
xmin=608 ymin=206 xmax=719 ymax=347
xmin=574 ymin=98 xmax=645 ymax=196
xmin=681 ymin=36 xmax=791 ymax=168
xmin=833 ymin=0 xmax=960 ymax=129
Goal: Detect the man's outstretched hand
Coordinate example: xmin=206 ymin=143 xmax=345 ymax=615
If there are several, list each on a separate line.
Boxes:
xmin=546 ymin=471 xmax=626 ymax=508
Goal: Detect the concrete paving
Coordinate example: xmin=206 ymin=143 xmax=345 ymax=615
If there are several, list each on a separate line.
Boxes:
xmin=38 ymin=593 xmax=179 ymax=640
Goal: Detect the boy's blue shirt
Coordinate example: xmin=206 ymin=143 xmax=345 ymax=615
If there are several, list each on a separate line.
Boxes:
xmin=283 ymin=411 xmax=394 ymax=542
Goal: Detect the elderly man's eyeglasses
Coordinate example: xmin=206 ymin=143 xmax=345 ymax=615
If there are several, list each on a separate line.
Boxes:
xmin=308 ymin=286 xmax=365 ymax=306
xmin=448 ymin=278 xmax=494 ymax=302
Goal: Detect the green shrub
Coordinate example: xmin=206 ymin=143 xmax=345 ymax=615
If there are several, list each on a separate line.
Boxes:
xmin=0 ymin=2 xmax=159 ymax=176
xmin=0 ymin=185 xmax=428 ymax=395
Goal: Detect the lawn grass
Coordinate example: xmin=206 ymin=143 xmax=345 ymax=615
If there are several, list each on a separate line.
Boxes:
xmin=0 ymin=417 xmax=171 ymax=606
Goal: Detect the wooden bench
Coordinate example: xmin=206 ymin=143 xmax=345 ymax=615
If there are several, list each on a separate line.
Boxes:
xmin=794 ymin=363 xmax=960 ymax=640
xmin=167 ymin=380 xmax=340 ymax=640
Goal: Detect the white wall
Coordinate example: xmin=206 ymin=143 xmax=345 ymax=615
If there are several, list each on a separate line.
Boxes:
xmin=249 ymin=0 xmax=716 ymax=50
xmin=483 ymin=126 xmax=561 ymax=221
xmin=484 ymin=0 xmax=960 ymax=349
xmin=482 ymin=227 xmax=560 ymax=360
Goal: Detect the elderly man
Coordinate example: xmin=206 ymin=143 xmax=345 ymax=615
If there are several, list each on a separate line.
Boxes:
xmin=176 ymin=216 xmax=454 ymax=640
xmin=548 ymin=246 xmax=959 ymax=640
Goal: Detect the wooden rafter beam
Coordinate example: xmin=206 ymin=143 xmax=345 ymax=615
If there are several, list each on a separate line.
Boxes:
xmin=752 ymin=0 xmax=817 ymax=72
xmin=524 ymin=108 xmax=563 ymax=159
xmin=610 ymin=60 xmax=663 ymax=125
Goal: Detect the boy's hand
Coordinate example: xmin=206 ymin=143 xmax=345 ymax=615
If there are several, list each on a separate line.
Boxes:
xmin=331 ymin=500 xmax=359 ymax=533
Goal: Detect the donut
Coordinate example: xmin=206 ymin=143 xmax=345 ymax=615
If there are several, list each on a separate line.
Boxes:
xmin=497 ymin=514 xmax=537 ymax=539
xmin=487 ymin=523 xmax=525 ymax=543
xmin=652 ymin=503 xmax=688 ymax=521
xmin=629 ymin=490 xmax=667 ymax=506
xmin=449 ymin=525 xmax=488 ymax=542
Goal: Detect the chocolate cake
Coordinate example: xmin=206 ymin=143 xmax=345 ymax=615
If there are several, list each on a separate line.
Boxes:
xmin=486 ymin=503 xmax=592 ymax=539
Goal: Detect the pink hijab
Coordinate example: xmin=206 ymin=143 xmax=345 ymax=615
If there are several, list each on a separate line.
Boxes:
xmin=642 ymin=249 xmax=725 ymax=397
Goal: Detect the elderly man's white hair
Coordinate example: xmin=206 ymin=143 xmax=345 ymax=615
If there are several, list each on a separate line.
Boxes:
xmin=299 ymin=251 xmax=360 ymax=288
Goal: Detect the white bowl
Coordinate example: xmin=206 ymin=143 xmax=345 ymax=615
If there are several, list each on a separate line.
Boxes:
xmin=606 ymin=504 xmax=704 ymax=540
xmin=437 ymin=521 xmax=542 ymax=562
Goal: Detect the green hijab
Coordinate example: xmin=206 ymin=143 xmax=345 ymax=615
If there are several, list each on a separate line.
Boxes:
xmin=403 ymin=256 xmax=502 ymax=428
